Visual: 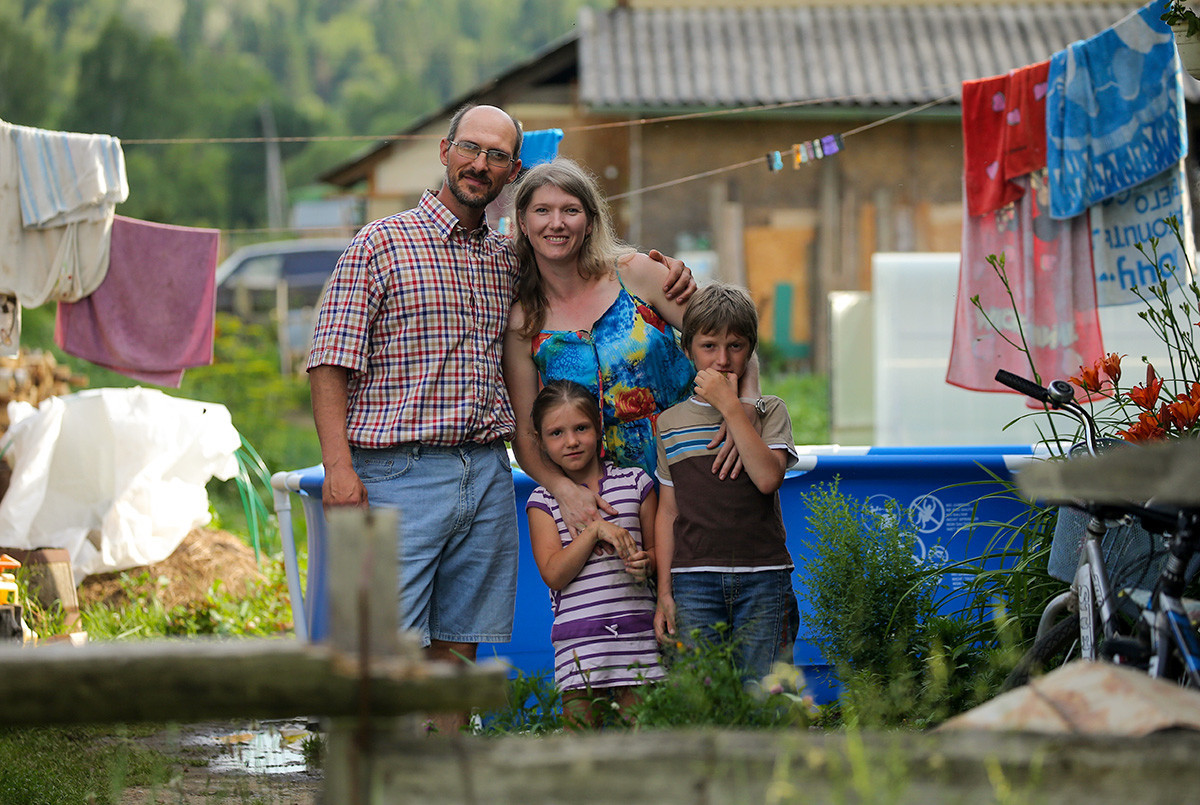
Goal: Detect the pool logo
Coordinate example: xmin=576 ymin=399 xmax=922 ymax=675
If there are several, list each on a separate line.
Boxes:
xmin=907 ymin=494 xmax=945 ymax=534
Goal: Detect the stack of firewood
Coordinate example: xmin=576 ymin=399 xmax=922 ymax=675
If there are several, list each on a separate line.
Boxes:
xmin=0 ymin=350 xmax=86 ymax=434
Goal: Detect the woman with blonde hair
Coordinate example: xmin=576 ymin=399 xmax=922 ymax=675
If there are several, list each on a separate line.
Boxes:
xmin=502 ymin=158 xmax=756 ymax=535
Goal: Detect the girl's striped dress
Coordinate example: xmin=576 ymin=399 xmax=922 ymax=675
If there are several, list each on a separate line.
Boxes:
xmin=525 ymin=463 xmax=665 ymax=691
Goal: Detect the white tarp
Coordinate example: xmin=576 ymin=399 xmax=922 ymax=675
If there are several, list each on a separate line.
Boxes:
xmin=0 ymin=387 xmax=241 ymax=583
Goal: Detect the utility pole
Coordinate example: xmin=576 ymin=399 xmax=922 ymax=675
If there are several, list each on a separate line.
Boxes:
xmin=260 ymin=101 xmax=287 ymax=232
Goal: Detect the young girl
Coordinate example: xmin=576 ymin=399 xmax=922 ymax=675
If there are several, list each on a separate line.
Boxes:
xmin=524 ymin=380 xmax=665 ymax=728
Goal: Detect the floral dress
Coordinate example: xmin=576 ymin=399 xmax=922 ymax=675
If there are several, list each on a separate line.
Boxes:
xmin=531 ymin=278 xmax=694 ymax=476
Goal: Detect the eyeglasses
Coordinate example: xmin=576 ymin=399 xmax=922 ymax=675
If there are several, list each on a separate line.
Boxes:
xmin=448 ymin=140 xmax=515 ymax=168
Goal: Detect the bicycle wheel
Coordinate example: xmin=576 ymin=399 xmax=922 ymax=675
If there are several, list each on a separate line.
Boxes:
xmin=1001 ymin=612 xmax=1081 ymax=691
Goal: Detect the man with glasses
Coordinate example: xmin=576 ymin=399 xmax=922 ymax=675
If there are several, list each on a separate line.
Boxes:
xmin=308 ymin=104 xmax=692 ymax=732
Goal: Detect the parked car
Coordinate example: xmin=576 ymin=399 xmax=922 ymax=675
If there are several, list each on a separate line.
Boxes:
xmin=215 ymin=238 xmax=349 ymax=317
xmin=215 ymin=238 xmax=350 ymax=372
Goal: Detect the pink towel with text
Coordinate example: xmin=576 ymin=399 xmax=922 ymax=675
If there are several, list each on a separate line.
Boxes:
xmin=948 ymin=170 xmax=1103 ymax=397
xmin=55 ymin=215 xmax=220 ymax=387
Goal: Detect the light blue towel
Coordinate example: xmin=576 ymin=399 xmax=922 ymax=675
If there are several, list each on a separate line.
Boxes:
xmin=520 ymin=128 xmax=563 ymax=168
xmin=1046 ymin=0 xmax=1186 ymax=220
xmin=11 ymin=124 xmax=128 ymax=229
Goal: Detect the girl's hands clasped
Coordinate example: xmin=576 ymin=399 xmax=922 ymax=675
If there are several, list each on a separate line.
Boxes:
xmin=583 ymin=519 xmax=636 ymax=559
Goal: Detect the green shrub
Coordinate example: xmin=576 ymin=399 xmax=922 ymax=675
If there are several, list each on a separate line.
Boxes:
xmin=800 ymin=479 xmax=938 ymax=674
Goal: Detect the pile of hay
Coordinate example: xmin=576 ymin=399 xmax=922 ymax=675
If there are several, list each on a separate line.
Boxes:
xmin=78 ymin=526 xmax=266 ymax=611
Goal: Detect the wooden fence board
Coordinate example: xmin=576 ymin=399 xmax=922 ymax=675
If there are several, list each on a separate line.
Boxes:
xmin=0 ymin=637 xmax=507 ymax=727
xmin=349 ymin=728 xmax=1200 ymax=805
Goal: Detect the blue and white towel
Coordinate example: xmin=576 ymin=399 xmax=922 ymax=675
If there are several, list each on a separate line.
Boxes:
xmin=11 ymin=124 xmax=128 ymax=229
xmin=1046 ymin=0 xmax=1186 ymax=220
xmin=1090 ymin=161 xmax=1194 ymax=306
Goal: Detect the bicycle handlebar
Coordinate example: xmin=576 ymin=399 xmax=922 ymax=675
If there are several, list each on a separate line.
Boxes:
xmin=993 ymin=369 xmax=1102 ymax=457
xmin=995 ymin=369 xmax=1052 ymax=403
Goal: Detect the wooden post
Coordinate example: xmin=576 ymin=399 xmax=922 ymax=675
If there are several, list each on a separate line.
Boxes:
xmin=320 ymin=506 xmax=502 ymax=804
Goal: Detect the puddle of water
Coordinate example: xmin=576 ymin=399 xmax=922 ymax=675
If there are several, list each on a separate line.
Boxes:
xmin=193 ymin=720 xmax=314 ymax=775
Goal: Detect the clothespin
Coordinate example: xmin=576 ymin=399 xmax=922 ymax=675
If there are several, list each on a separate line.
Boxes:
xmin=812 ymin=138 xmax=824 ymax=159
xmin=792 ymin=144 xmax=804 ymax=169
xmin=820 ymin=134 xmax=844 ymax=156
xmin=765 ymin=151 xmax=784 ymax=172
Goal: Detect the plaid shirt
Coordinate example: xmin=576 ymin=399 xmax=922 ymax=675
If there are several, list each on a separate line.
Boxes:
xmin=307 ymin=191 xmax=519 ymax=447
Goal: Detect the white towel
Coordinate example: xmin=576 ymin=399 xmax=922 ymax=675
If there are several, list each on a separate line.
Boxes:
xmin=10 ymin=123 xmax=128 ymax=229
xmin=0 ymin=120 xmax=113 ymax=306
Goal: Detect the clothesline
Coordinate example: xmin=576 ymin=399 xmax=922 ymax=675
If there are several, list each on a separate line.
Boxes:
xmin=211 ymin=94 xmax=958 ymax=233
xmin=119 ymin=84 xmax=963 ymax=146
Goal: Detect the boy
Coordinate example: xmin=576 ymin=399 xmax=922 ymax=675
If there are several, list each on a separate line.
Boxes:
xmin=652 ymin=281 xmax=800 ymax=681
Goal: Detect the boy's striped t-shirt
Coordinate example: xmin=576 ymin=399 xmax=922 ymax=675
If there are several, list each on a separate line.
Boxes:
xmin=654 ymin=396 xmax=797 ymax=571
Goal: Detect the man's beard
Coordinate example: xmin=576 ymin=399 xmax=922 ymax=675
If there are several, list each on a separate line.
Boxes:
xmin=448 ymin=168 xmax=501 ymax=209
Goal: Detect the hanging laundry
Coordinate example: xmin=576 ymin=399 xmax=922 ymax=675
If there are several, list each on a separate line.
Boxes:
xmin=0 ymin=294 xmax=18 ymax=359
xmin=10 ymin=124 xmax=127 ymax=229
xmin=1090 ymin=161 xmax=1194 ymax=306
xmin=947 ymin=169 xmax=1103 ymax=396
xmin=55 ymin=215 xmax=220 ymax=387
xmin=819 ymin=134 xmax=843 ymax=157
xmin=962 ymin=61 xmax=1050 ymax=218
xmin=1046 ymin=1 xmax=1186 ymax=220
xmin=519 ymin=129 xmax=564 ymax=168
xmin=0 ymin=120 xmax=115 ymax=307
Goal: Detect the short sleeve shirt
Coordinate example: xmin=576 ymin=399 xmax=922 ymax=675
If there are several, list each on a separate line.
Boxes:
xmin=307 ymin=191 xmax=519 ymax=447
xmin=655 ymin=396 xmax=798 ymax=570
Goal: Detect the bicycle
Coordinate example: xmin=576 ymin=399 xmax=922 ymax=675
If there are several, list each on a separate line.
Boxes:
xmin=994 ymin=369 xmax=1200 ymax=689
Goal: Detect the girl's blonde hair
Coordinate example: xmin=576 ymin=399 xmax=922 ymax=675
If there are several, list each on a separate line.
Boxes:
xmin=511 ymin=158 xmax=633 ymax=337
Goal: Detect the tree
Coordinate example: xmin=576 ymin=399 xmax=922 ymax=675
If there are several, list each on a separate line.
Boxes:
xmin=0 ymin=14 xmax=53 ymax=125
xmin=63 ymin=15 xmax=197 ymax=138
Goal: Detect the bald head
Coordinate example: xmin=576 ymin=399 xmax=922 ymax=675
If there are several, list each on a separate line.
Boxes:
xmin=448 ymin=104 xmax=523 ymax=160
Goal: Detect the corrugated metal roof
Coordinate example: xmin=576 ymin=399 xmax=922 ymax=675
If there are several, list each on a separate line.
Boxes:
xmin=579 ymin=3 xmax=1185 ymax=108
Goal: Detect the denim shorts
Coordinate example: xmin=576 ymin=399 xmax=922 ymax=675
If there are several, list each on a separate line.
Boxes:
xmin=671 ymin=569 xmax=799 ymax=681
xmin=351 ymin=441 xmax=518 ymax=647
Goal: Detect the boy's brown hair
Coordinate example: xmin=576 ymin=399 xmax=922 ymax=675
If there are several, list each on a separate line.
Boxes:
xmin=681 ymin=281 xmax=759 ymax=357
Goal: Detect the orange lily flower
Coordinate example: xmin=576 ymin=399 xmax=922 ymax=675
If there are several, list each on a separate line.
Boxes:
xmin=1071 ymin=360 xmax=1102 ymax=393
xmin=1118 ymin=411 xmax=1167 ymax=443
xmin=1100 ymin=352 xmax=1123 ymax=384
xmin=1165 ymin=396 xmax=1200 ymax=431
xmin=1126 ymin=364 xmax=1163 ymax=411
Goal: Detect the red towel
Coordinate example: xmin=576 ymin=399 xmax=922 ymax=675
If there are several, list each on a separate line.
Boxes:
xmin=963 ymin=61 xmax=1050 ymax=218
xmin=55 ymin=215 xmax=220 ymax=387
xmin=948 ymin=169 xmax=1103 ymax=397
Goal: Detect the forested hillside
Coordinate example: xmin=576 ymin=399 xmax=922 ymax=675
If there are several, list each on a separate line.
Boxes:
xmin=0 ymin=0 xmax=604 ymax=229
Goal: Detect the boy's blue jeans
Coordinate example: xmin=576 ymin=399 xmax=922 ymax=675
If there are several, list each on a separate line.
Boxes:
xmin=671 ymin=569 xmax=799 ymax=681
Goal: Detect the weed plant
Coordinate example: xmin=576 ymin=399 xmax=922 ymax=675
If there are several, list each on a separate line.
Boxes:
xmin=475 ymin=669 xmax=565 ymax=735
xmin=629 ymin=628 xmax=814 ymax=729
